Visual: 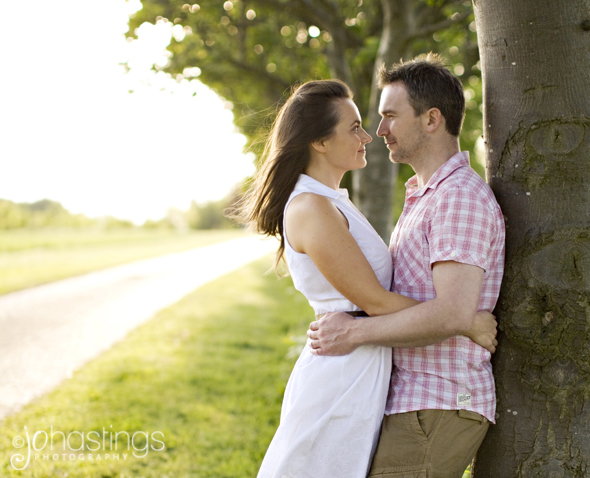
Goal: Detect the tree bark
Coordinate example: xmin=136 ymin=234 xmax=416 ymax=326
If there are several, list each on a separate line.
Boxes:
xmin=473 ymin=1 xmax=590 ymax=476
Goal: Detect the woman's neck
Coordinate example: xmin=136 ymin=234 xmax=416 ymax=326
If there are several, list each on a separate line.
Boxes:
xmin=304 ymin=162 xmax=343 ymax=191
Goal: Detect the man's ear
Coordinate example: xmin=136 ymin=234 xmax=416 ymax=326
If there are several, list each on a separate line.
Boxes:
xmin=424 ymin=108 xmax=444 ymax=133
xmin=311 ymin=139 xmax=327 ymax=153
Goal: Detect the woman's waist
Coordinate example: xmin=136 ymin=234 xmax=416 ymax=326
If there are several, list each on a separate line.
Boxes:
xmin=311 ymin=297 xmax=365 ymax=317
xmin=315 ymin=309 xmax=369 ymax=320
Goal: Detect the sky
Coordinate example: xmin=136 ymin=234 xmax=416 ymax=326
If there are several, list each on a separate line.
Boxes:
xmin=0 ymin=0 xmax=256 ymax=224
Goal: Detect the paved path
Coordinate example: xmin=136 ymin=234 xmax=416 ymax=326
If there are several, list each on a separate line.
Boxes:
xmin=0 ymin=235 xmax=276 ymax=420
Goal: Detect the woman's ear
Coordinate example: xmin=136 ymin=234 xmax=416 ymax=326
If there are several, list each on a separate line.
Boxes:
xmin=310 ymin=139 xmax=327 ymax=153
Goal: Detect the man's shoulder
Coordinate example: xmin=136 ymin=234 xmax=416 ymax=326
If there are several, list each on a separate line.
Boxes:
xmin=438 ymin=163 xmax=486 ymax=190
xmin=435 ymin=166 xmax=500 ymax=212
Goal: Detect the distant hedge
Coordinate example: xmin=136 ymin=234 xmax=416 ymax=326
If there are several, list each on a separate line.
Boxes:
xmin=0 ymin=199 xmax=133 ymax=229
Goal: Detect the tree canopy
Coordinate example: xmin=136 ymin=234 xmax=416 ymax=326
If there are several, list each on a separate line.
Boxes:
xmin=127 ymin=0 xmax=486 ymax=228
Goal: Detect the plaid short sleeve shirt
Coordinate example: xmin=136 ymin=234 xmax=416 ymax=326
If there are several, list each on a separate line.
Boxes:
xmin=386 ymin=152 xmax=505 ymax=423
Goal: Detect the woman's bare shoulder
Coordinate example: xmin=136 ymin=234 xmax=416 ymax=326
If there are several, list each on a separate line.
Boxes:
xmin=286 ymin=192 xmax=345 ymax=223
xmin=287 ymin=192 xmax=333 ymax=213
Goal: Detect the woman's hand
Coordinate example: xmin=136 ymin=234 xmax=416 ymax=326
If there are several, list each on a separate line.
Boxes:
xmin=466 ymin=311 xmax=498 ymax=353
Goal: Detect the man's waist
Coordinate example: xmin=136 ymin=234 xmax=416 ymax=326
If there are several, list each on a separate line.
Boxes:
xmin=386 ymin=372 xmax=496 ymax=423
xmin=393 ymin=337 xmax=491 ymax=361
xmin=391 ymin=366 xmax=493 ymax=382
xmin=384 ymin=402 xmax=496 ymax=424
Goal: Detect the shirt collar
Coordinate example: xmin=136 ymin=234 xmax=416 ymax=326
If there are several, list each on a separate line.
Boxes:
xmin=296 ymin=174 xmax=349 ymax=199
xmin=405 ymin=151 xmax=470 ymax=197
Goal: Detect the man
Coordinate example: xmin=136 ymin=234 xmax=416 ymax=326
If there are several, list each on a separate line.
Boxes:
xmin=307 ymin=53 xmax=505 ymax=477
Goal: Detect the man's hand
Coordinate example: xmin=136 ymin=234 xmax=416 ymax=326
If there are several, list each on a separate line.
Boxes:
xmin=307 ymin=312 xmax=359 ymax=356
xmin=466 ymin=311 xmax=498 ymax=353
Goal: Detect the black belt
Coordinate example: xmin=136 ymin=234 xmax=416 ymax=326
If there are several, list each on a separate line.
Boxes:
xmin=344 ymin=310 xmax=369 ymax=317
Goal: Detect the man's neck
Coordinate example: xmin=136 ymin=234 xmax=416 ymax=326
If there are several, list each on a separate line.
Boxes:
xmin=413 ymin=141 xmax=460 ymax=188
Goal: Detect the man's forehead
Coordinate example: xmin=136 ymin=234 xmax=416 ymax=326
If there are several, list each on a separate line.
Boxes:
xmin=379 ymin=83 xmax=409 ymax=111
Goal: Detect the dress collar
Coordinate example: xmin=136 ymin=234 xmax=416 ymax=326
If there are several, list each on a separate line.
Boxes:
xmin=296 ymin=174 xmax=349 ymax=199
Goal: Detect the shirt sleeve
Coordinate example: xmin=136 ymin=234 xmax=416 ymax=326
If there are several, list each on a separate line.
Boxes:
xmin=429 ymin=186 xmax=495 ymax=271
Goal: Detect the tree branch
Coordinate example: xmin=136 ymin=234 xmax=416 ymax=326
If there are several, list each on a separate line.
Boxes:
xmin=406 ymin=8 xmax=471 ymax=43
xmin=252 ymin=0 xmax=330 ymax=28
xmin=224 ymin=56 xmax=291 ymax=93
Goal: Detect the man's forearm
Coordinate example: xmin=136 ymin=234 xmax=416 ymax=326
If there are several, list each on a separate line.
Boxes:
xmin=308 ymin=261 xmax=484 ymax=356
xmin=350 ymin=261 xmax=484 ymax=349
xmin=350 ymin=298 xmax=473 ymax=349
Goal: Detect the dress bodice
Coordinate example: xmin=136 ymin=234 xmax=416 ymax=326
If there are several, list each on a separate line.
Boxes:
xmin=283 ymin=174 xmax=392 ymax=315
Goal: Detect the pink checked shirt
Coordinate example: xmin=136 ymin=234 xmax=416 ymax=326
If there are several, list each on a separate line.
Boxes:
xmin=385 ymin=152 xmax=505 ymax=423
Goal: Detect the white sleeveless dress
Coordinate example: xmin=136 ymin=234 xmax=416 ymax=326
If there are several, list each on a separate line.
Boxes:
xmin=257 ymin=174 xmax=393 ymax=478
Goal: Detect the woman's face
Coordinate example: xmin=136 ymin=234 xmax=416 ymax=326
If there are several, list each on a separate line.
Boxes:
xmin=321 ymin=99 xmax=372 ymax=173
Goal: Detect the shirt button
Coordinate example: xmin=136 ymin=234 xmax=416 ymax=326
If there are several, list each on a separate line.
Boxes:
xmin=406 ymin=234 xmax=410 ymax=240
xmin=451 ymin=251 xmax=456 ymax=258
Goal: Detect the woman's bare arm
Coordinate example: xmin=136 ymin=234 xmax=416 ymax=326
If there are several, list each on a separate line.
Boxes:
xmin=285 ymin=193 xmax=418 ymax=316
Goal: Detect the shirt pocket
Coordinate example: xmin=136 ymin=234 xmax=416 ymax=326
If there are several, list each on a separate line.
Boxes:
xmin=395 ymin=228 xmax=430 ymax=286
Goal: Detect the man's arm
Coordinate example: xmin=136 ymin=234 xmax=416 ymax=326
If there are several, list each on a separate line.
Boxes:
xmin=307 ymin=260 xmax=484 ymax=355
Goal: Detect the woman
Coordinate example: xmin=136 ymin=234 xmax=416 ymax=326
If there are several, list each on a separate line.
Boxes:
xmin=235 ymin=80 xmax=495 ymax=478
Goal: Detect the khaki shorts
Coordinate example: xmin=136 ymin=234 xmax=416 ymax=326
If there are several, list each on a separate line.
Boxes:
xmin=368 ymin=409 xmax=489 ymax=478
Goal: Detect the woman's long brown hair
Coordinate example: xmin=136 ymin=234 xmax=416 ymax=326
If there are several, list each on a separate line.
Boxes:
xmin=232 ymin=79 xmax=353 ymax=273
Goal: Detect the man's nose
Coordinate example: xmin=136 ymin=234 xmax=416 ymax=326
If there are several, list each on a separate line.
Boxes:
xmin=376 ymin=119 xmax=386 ymax=137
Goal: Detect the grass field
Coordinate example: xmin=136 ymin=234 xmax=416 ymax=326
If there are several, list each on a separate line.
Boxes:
xmin=0 ymin=228 xmax=248 ymax=295
xmin=0 ymin=256 xmax=313 ymax=477
xmin=0 ymin=230 xmax=473 ymax=477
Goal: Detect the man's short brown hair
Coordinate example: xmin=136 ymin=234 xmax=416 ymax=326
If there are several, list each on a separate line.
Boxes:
xmin=378 ymin=53 xmax=465 ymax=137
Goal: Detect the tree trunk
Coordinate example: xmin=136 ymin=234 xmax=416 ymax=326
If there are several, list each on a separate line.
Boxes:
xmin=324 ymin=28 xmax=355 ymax=92
xmin=354 ymin=0 xmax=410 ymax=241
xmin=473 ymin=1 xmax=590 ymax=476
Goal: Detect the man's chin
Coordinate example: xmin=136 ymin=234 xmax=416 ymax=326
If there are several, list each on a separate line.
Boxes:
xmin=389 ymin=154 xmax=406 ymax=165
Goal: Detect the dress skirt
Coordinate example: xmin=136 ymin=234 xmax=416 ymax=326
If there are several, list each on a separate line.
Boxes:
xmin=257 ymin=342 xmax=392 ymax=478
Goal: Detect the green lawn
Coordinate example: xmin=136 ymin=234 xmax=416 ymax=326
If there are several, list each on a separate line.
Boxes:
xmin=0 ymin=228 xmax=248 ymax=295
xmin=0 ymin=256 xmax=313 ymax=477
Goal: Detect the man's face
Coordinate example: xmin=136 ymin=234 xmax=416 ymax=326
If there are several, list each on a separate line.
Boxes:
xmin=377 ymin=82 xmax=426 ymax=165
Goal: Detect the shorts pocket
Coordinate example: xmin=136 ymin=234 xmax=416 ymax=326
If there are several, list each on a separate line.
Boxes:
xmin=458 ymin=409 xmax=487 ymax=423
xmin=415 ymin=409 xmax=444 ymax=440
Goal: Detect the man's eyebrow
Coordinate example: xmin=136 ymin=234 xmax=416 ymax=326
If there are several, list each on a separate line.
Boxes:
xmin=380 ymin=109 xmax=395 ymax=116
